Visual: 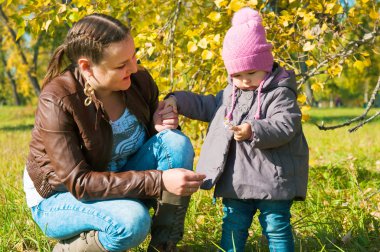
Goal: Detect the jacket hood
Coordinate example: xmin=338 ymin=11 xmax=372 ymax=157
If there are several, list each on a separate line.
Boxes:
xmin=262 ymin=63 xmax=297 ymax=95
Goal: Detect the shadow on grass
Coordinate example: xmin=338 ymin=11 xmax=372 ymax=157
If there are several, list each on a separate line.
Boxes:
xmin=0 ymin=124 xmax=34 ymax=132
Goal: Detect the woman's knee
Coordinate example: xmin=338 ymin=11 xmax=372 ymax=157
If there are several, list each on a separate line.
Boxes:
xmin=157 ymin=129 xmax=194 ymax=170
xmin=99 ymin=201 xmax=151 ymax=251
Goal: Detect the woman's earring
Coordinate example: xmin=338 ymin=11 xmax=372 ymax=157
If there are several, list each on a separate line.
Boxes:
xmin=84 ymin=81 xmax=94 ymax=106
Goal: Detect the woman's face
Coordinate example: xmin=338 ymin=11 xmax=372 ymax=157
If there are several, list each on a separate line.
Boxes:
xmin=88 ymin=36 xmax=138 ymax=97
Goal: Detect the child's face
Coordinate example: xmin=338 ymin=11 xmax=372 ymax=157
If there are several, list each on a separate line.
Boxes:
xmin=231 ymin=70 xmax=267 ymax=90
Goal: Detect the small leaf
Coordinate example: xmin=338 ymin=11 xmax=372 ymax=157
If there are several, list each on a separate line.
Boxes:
xmin=187 ymin=41 xmax=198 ymax=53
xmin=213 ymin=34 xmax=221 ymax=43
xmin=311 ymin=82 xmax=323 ymax=92
xmin=175 ymin=59 xmax=184 ymax=69
xmin=321 ymin=23 xmax=328 ymax=32
xmin=201 ymin=50 xmax=213 ymax=60
xmin=207 ymin=11 xmax=221 ymax=22
xmin=353 ymin=60 xmax=365 ymax=72
xmin=16 ymin=27 xmax=25 ymax=40
xmin=147 ymin=47 xmax=154 ymax=57
xmin=369 ymin=9 xmax=379 ymax=20
xmin=303 ymin=42 xmax=315 ymax=51
xmin=327 ymin=64 xmax=343 ymax=76
xmin=43 ymin=20 xmax=52 ymax=32
xmin=303 ymin=30 xmax=315 ymax=40
xmin=297 ymin=93 xmax=307 ymax=104
xmin=198 ymin=38 xmax=208 ymax=49
xmin=228 ymin=0 xmax=245 ymax=12
xmin=214 ymin=0 xmax=228 ymax=8
xmin=305 ymin=59 xmax=315 ymax=66
xmin=58 ymin=4 xmax=67 ymax=14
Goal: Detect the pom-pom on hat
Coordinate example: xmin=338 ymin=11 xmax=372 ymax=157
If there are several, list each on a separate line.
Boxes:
xmin=222 ymin=8 xmax=273 ymax=75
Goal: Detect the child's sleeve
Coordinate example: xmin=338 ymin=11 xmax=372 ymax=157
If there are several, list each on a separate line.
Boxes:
xmin=172 ymin=91 xmax=221 ymax=122
xmin=247 ymin=87 xmax=302 ymax=149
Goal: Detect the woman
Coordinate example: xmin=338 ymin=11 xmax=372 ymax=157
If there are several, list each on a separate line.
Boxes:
xmin=24 ymin=13 xmax=205 ymax=252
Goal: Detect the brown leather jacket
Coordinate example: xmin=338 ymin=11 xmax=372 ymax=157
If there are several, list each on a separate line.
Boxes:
xmin=26 ymin=65 xmax=163 ymax=201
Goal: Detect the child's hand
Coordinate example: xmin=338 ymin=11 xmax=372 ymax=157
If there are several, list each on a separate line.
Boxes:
xmin=230 ymin=123 xmax=252 ymax=141
xmin=163 ymin=96 xmax=178 ymax=113
xmin=153 ymin=101 xmax=179 ymax=132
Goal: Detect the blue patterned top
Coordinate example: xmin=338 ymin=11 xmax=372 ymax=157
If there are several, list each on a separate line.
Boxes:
xmin=108 ymin=108 xmax=147 ymax=172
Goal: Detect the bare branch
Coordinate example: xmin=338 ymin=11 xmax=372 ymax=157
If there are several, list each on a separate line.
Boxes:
xmin=349 ymin=111 xmax=380 ymax=132
xmin=316 ymin=75 xmax=380 ymax=131
xmin=168 ymin=0 xmax=182 ymax=91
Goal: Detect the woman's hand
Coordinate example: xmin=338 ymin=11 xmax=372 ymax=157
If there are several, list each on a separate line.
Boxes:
xmin=153 ymin=101 xmax=179 ymax=132
xmin=162 ymin=168 xmax=206 ymax=196
xmin=230 ymin=123 xmax=252 ymax=141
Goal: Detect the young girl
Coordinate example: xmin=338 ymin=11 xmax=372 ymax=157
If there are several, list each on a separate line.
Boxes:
xmin=164 ymin=7 xmax=309 ymax=252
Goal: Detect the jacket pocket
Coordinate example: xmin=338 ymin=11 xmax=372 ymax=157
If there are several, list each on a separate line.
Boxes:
xmin=272 ymin=147 xmax=295 ymax=178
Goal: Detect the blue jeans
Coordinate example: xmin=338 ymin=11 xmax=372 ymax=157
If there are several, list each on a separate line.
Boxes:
xmin=221 ymin=198 xmax=294 ymax=252
xmin=31 ymin=129 xmax=194 ymax=252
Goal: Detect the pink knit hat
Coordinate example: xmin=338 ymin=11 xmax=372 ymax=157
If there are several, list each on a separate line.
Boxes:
xmin=222 ymin=8 xmax=273 ymax=75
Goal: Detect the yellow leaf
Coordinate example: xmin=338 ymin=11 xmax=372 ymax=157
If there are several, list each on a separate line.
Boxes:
xmin=311 ymin=82 xmax=323 ymax=92
xmin=248 ymin=0 xmax=258 ymax=6
xmin=305 ymin=59 xmax=315 ymax=66
xmin=353 ymin=60 xmax=365 ymax=72
xmin=364 ymin=58 xmax=371 ymax=67
xmin=301 ymin=112 xmax=310 ymax=122
xmin=185 ymin=30 xmax=195 ymax=37
xmin=328 ymin=64 xmax=343 ymax=76
xmin=362 ymin=0 xmax=370 ymax=3
xmin=198 ymin=38 xmax=208 ymax=49
xmin=303 ymin=42 xmax=315 ymax=51
xmin=43 ymin=20 xmax=52 ymax=31
xmin=187 ymin=41 xmax=198 ymax=53
xmin=147 ymin=47 xmax=155 ymax=57
xmin=16 ymin=27 xmax=25 ymax=40
xmin=360 ymin=52 xmax=369 ymax=57
xmin=207 ymin=11 xmax=221 ymax=22
xmin=175 ymin=59 xmax=184 ymax=69
xmin=58 ymin=4 xmax=67 ymax=14
xmin=214 ymin=34 xmax=221 ymax=43
xmin=321 ymin=23 xmax=328 ymax=32
xmin=325 ymin=3 xmax=335 ymax=13
xmin=214 ymin=0 xmax=228 ymax=8
xmin=303 ymin=30 xmax=315 ymax=40
xmin=201 ymin=50 xmax=214 ymax=60
xmin=301 ymin=105 xmax=311 ymax=122
xmin=228 ymin=0 xmax=245 ymax=12
xmin=348 ymin=8 xmax=355 ymax=17
xmin=369 ymin=9 xmax=379 ymax=20
xmin=297 ymin=93 xmax=307 ymax=104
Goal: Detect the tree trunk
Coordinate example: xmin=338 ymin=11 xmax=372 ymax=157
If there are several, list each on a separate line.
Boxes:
xmin=0 ymin=5 xmax=41 ymax=96
xmin=299 ymin=61 xmax=315 ymax=105
xmin=1 ymin=52 xmax=21 ymax=105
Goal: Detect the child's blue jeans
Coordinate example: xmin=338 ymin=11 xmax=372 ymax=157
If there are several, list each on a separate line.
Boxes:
xmin=30 ymin=129 xmax=194 ymax=252
xmin=221 ymin=198 xmax=294 ymax=252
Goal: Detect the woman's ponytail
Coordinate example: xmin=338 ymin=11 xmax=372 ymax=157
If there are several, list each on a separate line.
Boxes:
xmin=42 ymin=44 xmax=67 ymax=88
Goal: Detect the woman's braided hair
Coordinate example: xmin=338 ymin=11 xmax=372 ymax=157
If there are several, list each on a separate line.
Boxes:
xmin=42 ymin=13 xmax=130 ymax=87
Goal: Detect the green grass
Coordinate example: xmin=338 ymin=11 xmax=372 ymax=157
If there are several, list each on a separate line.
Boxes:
xmin=0 ymin=106 xmax=379 ymax=251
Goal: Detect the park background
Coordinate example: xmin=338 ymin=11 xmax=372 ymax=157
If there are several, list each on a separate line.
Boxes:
xmin=0 ymin=0 xmax=379 ymax=251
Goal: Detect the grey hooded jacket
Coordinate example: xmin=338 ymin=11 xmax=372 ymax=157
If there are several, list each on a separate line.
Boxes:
xmin=173 ymin=64 xmax=309 ymax=200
